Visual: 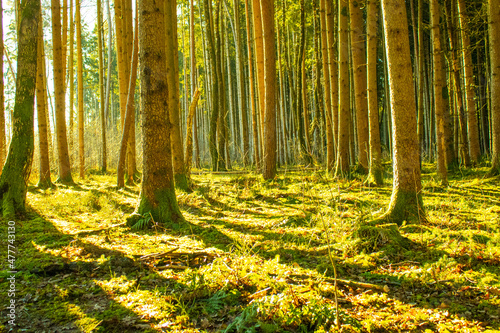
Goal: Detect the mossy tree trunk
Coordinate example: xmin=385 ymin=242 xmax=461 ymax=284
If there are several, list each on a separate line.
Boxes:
xmin=366 ymin=0 xmax=383 ymax=186
xmin=378 ymin=0 xmax=425 ymax=225
xmin=0 ymin=0 xmax=39 ymax=218
xmin=490 ymin=0 xmax=500 ymax=175
xmin=51 ymin=0 xmax=73 ymax=184
xmin=130 ymin=0 xmax=183 ymax=226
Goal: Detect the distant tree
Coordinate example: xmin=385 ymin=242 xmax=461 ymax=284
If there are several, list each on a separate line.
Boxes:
xmin=128 ymin=0 xmax=183 ymax=226
xmin=489 ymin=0 xmax=500 ymax=175
xmin=0 ymin=0 xmax=40 ymax=218
xmin=378 ymin=0 xmax=425 ymax=224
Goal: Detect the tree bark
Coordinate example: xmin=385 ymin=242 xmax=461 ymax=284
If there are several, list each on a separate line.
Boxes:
xmin=0 ymin=0 xmax=5 ymax=171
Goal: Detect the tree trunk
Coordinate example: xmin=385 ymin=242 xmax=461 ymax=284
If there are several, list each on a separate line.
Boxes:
xmin=52 ymin=0 xmax=73 ymax=184
xmin=261 ymin=0 xmax=277 ymax=180
xmin=366 ymin=0 xmax=383 ymax=186
xmin=165 ymin=0 xmax=188 ymax=189
xmin=245 ymin=0 xmax=260 ymax=168
xmin=336 ymin=0 xmax=350 ymax=177
xmin=128 ymin=0 xmax=183 ymax=226
xmin=430 ymin=0 xmax=448 ymax=185
xmin=117 ymin=11 xmax=139 ymax=188
xmin=76 ymin=0 xmax=84 ymax=179
xmin=0 ymin=0 xmax=39 ymax=218
xmin=185 ymin=89 xmax=201 ymax=179
xmin=252 ymin=0 xmax=265 ymax=158
xmin=36 ymin=8 xmax=52 ymax=188
xmin=104 ymin=0 xmax=113 ymax=167
xmin=457 ymin=0 xmax=481 ymax=164
xmin=489 ymin=0 xmax=500 ymax=174
xmin=378 ymin=0 xmax=425 ymax=224
xmin=68 ymin=0 xmax=74 ymax=156
xmin=97 ymin=0 xmax=107 ymax=172
xmin=349 ymin=0 xmax=369 ymax=171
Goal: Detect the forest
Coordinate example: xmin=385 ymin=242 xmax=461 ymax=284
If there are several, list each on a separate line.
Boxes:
xmin=0 ymin=0 xmax=499 ymax=331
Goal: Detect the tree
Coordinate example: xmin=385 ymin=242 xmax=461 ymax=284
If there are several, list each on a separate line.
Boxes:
xmin=0 ymin=0 xmax=40 ymax=218
xmin=366 ymin=0 xmax=383 ymax=185
xmin=97 ymin=0 xmax=107 ymax=172
xmin=52 ymin=0 xmax=73 ymax=184
xmin=336 ymin=0 xmax=350 ymax=177
xmin=76 ymin=0 xmax=84 ymax=178
xmin=489 ymin=0 xmax=500 ymax=174
xmin=36 ymin=7 xmax=52 ymax=188
xmin=128 ymin=0 xmax=183 ymax=226
xmin=430 ymin=0 xmax=448 ymax=185
xmin=457 ymin=0 xmax=481 ymax=164
xmin=377 ymin=0 xmax=424 ymax=224
xmin=232 ymin=0 xmax=250 ymax=165
xmin=261 ymin=0 xmax=277 ymax=180
xmin=349 ymin=0 xmax=370 ymax=171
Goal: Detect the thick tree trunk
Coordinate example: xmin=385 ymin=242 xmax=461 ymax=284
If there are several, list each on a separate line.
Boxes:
xmin=489 ymin=0 xmax=500 ymax=174
xmin=366 ymin=0 xmax=383 ymax=186
xmin=52 ymin=0 xmax=73 ymax=184
xmin=128 ymin=0 xmax=182 ymax=226
xmin=0 ymin=0 xmax=39 ymax=218
xmin=378 ymin=0 xmax=425 ymax=224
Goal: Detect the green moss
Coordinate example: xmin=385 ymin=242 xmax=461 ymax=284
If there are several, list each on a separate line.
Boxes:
xmin=128 ymin=188 xmax=183 ymax=227
xmin=375 ymin=189 xmax=426 ymax=225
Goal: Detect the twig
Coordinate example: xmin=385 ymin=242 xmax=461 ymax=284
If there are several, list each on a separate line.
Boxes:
xmin=139 ymin=247 xmax=179 ymax=260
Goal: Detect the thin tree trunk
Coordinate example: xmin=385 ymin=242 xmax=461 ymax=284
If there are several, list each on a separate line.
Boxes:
xmin=52 ymin=0 xmax=73 ymax=183
xmin=97 ymin=0 xmax=107 ymax=172
xmin=0 ymin=0 xmax=5 ymax=170
xmin=36 ymin=8 xmax=52 ymax=188
xmin=76 ymin=0 xmax=84 ymax=178
xmin=489 ymin=0 xmax=500 ymax=174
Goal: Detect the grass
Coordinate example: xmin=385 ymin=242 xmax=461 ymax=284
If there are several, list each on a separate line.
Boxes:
xmin=0 ymin=164 xmax=499 ymax=332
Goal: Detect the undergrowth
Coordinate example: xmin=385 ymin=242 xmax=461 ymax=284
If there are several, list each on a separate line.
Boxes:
xmin=0 ymin=166 xmax=499 ymax=332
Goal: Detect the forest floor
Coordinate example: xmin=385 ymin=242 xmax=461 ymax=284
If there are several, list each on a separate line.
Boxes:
xmin=0 ymin=164 xmax=499 ymax=332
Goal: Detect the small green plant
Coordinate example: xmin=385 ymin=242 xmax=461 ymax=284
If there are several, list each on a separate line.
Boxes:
xmin=131 ymin=212 xmax=153 ymax=230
